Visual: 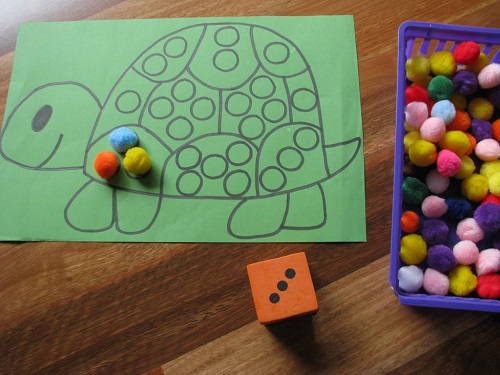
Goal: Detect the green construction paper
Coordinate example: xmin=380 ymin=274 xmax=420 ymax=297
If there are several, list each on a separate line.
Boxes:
xmin=0 ymin=16 xmax=366 ymax=242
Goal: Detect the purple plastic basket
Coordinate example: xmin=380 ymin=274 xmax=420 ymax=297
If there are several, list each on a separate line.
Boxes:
xmin=390 ymin=21 xmax=500 ymax=313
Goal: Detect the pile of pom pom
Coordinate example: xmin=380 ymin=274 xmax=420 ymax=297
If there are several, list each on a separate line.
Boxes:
xmin=399 ymin=40 xmax=500 ymax=301
xmin=93 ymin=127 xmax=152 ymax=179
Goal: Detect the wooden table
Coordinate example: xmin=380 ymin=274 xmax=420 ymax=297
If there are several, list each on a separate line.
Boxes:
xmin=1 ymin=1 xmax=499 ymax=374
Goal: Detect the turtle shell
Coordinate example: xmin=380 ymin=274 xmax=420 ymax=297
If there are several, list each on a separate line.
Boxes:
xmin=85 ymin=23 xmax=328 ymax=198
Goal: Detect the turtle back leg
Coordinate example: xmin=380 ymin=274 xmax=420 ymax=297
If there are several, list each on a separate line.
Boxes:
xmin=227 ymin=184 xmax=327 ymax=239
xmin=282 ymin=184 xmax=326 ymax=230
xmin=227 ymin=194 xmax=288 ymax=239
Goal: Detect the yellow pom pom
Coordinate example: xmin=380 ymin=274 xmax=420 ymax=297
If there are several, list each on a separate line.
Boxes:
xmin=438 ymin=131 xmax=471 ymax=156
xmin=454 ymin=155 xmax=475 ymax=180
xmin=449 ymin=92 xmax=467 ymax=111
xmin=429 ymin=51 xmax=457 ymax=77
xmin=400 ymin=234 xmax=427 ymax=265
xmin=468 ymin=97 xmax=494 ymax=121
xmin=123 ymin=147 xmax=152 ymax=176
xmin=449 ymin=265 xmax=477 ymax=296
xmin=404 ymin=131 xmax=421 ymax=153
xmin=461 ymin=173 xmax=489 ymax=202
xmin=480 ymin=160 xmax=500 ymax=179
xmin=405 ymin=55 xmax=431 ymax=82
xmin=404 ymin=121 xmax=418 ymax=132
xmin=489 ymin=172 xmax=500 ymax=197
xmin=466 ymin=52 xmax=489 ymax=75
xmin=408 ymin=139 xmax=437 ymax=167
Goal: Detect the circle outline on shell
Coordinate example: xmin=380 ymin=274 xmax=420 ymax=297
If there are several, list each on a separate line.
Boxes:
xmin=262 ymin=98 xmax=287 ymax=123
xmin=190 ymin=96 xmax=216 ymax=121
xmin=141 ymin=53 xmax=168 ymax=76
xmin=291 ymin=87 xmax=318 ymax=112
xmin=148 ymin=96 xmax=174 ymax=119
xmin=213 ymin=48 xmax=240 ymax=72
xmin=214 ymin=26 xmax=240 ymax=47
xmin=249 ymin=75 xmax=276 ymax=99
xmin=175 ymin=145 xmax=202 ymax=170
xmin=226 ymin=141 xmax=253 ymax=166
xmin=263 ymin=42 xmax=291 ymax=65
xmin=115 ymin=90 xmax=142 ymax=114
xmin=277 ymin=146 xmax=305 ymax=172
xmin=259 ymin=166 xmax=287 ymax=193
xmin=223 ymin=169 xmax=252 ymax=197
xmin=163 ymin=36 xmax=188 ymax=58
xmin=176 ymin=170 xmax=203 ymax=196
xmin=238 ymin=114 xmax=266 ymax=140
xmin=225 ymin=91 xmax=252 ymax=117
xmin=201 ymin=154 xmax=229 ymax=180
xmin=166 ymin=116 xmax=194 ymax=141
xmin=171 ymin=78 xmax=196 ymax=103
xmin=293 ymin=127 xmax=320 ymax=151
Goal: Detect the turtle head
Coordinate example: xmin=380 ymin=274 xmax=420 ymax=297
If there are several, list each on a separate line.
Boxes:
xmin=0 ymin=82 xmax=101 ymax=170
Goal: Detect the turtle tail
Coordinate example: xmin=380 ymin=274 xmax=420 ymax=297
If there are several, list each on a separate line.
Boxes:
xmin=324 ymin=136 xmax=362 ymax=177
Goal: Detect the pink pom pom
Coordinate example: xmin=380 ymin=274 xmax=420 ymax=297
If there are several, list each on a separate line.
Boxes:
xmin=475 ymin=248 xmax=500 ymax=276
xmin=423 ymin=268 xmax=449 ymax=295
xmin=436 ymin=149 xmax=462 ymax=177
xmin=421 ymin=195 xmax=448 ymax=218
xmin=405 ymin=101 xmax=428 ymax=129
xmin=456 ymin=218 xmax=484 ymax=243
xmin=478 ymin=63 xmax=500 ymax=89
xmin=426 ymin=169 xmax=450 ymax=194
xmin=420 ymin=117 xmax=446 ymax=142
xmin=452 ymin=240 xmax=479 ymax=265
xmin=474 ymin=139 xmax=500 ymax=162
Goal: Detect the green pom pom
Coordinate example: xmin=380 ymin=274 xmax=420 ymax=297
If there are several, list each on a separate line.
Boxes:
xmin=428 ymin=75 xmax=454 ymax=101
xmin=403 ymin=177 xmax=429 ymax=205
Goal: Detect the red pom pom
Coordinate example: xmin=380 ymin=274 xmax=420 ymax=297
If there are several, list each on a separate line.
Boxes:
xmin=476 ymin=274 xmax=500 ymax=299
xmin=482 ymin=193 xmax=500 ymax=205
xmin=453 ymin=41 xmax=481 ymax=65
xmin=405 ymin=85 xmax=430 ymax=105
xmin=94 ymin=151 xmax=120 ymax=179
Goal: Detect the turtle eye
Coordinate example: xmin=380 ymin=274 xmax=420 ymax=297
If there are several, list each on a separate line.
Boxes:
xmin=32 ymin=104 xmax=53 ymax=132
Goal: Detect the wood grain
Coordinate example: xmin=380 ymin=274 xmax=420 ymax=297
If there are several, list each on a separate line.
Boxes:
xmin=0 ymin=1 xmax=499 ymax=374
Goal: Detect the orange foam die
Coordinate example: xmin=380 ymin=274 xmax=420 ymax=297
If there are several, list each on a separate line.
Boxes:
xmin=247 ymin=252 xmax=318 ymax=325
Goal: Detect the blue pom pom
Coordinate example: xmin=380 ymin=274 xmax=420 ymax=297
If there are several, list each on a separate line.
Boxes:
xmin=109 ymin=127 xmax=139 ymax=153
xmin=431 ymin=100 xmax=456 ymax=125
xmin=446 ymin=197 xmax=472 ymax=221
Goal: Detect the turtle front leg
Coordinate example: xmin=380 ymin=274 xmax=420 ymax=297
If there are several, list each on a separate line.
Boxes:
xmin=114 ymin=189 xmax=163 ymax=235
xmin=64 ymin=181 xmax=114 ymax=232
xmin=65 ymin=180 xmax=163 ymax=234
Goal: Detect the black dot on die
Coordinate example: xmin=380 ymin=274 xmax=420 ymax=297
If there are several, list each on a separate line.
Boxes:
xmin=277 ymin=280 xmax=288 ymax=291
xmin=285 ymin=268 xmax=296 ymax=279
xmin=269 ymin=293 xmax=280 ymax=304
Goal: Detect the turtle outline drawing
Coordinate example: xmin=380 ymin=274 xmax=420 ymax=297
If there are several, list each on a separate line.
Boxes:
xmin=0 ymin=22 xmax=362 ymax=239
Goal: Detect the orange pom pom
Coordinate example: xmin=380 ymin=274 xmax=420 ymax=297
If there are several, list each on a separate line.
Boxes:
xmin=401 ymin=210 xmax=420 ymax=233
xmin=94 ymin=151 xmax=120 ymax=179
xmin=447 ymin=110 xmax=471 ymax=132
xmin=463 ymin=132 xmax=477 ymax=156
xmin=492 ymin=119 xmax=500 ymax=142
